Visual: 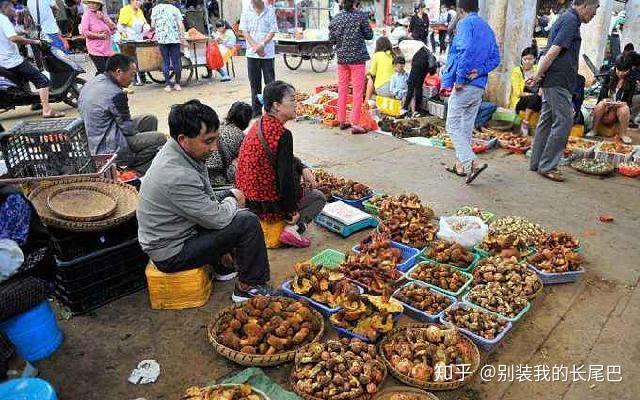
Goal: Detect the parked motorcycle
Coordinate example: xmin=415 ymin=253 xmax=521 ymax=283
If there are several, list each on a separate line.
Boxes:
xmin=0 ymin=42 xmax=86 ymax=112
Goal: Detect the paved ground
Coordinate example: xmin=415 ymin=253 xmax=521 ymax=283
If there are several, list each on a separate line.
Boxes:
xmin=1 ymin=57 xmax=639 ymax=400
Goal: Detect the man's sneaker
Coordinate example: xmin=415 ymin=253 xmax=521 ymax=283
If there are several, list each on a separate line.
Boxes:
xmin=232 ymin=284 xmax=277 ymax=303
xmin=213 ymin=264 xmax=238 ymax=281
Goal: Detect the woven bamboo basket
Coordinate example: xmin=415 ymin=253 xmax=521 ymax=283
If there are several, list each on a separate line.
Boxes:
xmin=372 ymin=386 xmax=440 ymax=400
xmin=28 ymin=177 xmax=138 ymax=231
xmin=290 ymin=343 xmax=388 ymax=400
xmin=46 ymin=185 xmax=117 ymax=222
xmin=378 ymin=324 xmax=481 ymax=391
xmin=207 ymin=297 xmax=325 ymax=367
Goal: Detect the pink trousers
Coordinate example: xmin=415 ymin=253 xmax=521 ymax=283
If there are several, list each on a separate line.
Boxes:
xmin=337 ymin=63 xmax=365 ymax=125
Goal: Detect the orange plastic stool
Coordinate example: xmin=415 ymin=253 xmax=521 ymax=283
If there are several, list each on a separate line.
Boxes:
xmin=260 ymin=219 xmax=286 ymax=249
xmin=145 ymin=261 xmax=212 ymax=310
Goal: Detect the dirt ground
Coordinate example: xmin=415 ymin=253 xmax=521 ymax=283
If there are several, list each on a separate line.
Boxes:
xmin=1 ymin=57 xmax=639 ymax=400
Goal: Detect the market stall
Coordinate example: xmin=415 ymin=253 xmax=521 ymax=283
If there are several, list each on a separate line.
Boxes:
xmin=274 ymin=1 xmax=334 ymax=73
xmin=119 ymin=37 xmax=213 ymax=84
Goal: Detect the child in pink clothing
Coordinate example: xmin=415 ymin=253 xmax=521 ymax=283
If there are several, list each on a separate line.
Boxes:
xmin=80 ymin=0 xmax=116 ymax=75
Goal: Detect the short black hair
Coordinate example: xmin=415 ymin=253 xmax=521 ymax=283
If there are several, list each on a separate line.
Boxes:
xmin=521 ymin=47 xmax=536 ymax=58
xmin=215 ymin=20 xmax=230 ymax=29
xmin=168 ymin=100 xmax=220 ymax=139
xmin=0 ymin=0 xmax=13 ymax=9
xmin=263 ymin=81 xmax=295 ymax=113
xmin=393 ymin=55 xmax=406 ymax=65
xmin=623 ymin=43 xmax=634 ymax=53
xmin=375 ymin=36 xmax=393 ymax=53
xmin=457 ymin=0 xmax=478 ymax=12
xmin=106 ymin=54 xmax=135 ymax=72
xmin=226 ymin=101 xmax=253 ymax=130
xmin=343 ymin=0 xmax=356 ymax=11
xmin=615 ymin=55 xmax=632 ymax=72
xmin=573 ymin=0 xmax=600 ymax=6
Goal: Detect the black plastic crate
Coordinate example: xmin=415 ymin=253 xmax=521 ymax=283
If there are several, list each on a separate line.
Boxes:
xmin=0 ymin=118 xmax=95 ymax=179
xmin=56 ymin=275 xmax=147 ymax=315
xmin=49 ymin=218 xmax=139 ymax=262
xmin=54 ymin=237 xmax=148 ymax=290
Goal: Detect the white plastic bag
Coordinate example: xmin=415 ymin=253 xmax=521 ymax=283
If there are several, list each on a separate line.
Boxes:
xmin=437 ymin=216 xmax=488 ymax=249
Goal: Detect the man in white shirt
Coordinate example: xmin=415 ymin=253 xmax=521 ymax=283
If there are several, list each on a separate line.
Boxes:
xmin=239 ymin=0 xmax=278 ymax=117
xmin=0 ymin=0 xmax=63 ymax=117
xmin=26 ymin=0 xmax=66 ymax=51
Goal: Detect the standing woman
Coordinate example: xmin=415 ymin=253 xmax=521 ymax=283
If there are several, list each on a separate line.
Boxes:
xmin=79 ymin=0 xmax=116 ymax=75
xmin=408 ymin=2 xmax=429 ymax=45
xmin=118 ymin=0 xmax=148 ymax=85
xmin=328 ymin=0 xmax=373 ymax=134
xmin=118 ymin=0 xmax=148 ymax=42
xmin=151 ymin=0 xmax=185 ymax=92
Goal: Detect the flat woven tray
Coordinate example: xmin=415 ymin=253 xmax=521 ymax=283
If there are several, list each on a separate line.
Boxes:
xmin=378 ymin=324 xmax=481 ymax=391
xmin=373 ymin=386 xmax=440 ymax=400
xmin=47 ymin=185 xmax=117 ymax=222
xmin=207 ymin=297 xmax=325 ymax=367
xmin=570 ymin=159 xmax=615 ymax=176
xmin=290 ymin=343 xmax=388 ymax=400
xmin=28 ymin=177 xmax=138 ymax=232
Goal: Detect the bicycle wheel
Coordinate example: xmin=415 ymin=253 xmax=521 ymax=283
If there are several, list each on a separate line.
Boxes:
xmin=283 ymin=54 xmax=303 ymax=70
xmin=310 ymin=44 xmax=332 ymax=73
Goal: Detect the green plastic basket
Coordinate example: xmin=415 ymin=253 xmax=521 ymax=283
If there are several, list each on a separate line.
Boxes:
xmin=362 ymin=193 xmax=388 ymax=216
xmin=404 ymin=260 xmax=474 ymax=298
xmin=309 ymin=249 xmax=346 ymax=269
xmin=418 ymin=252 xmax=482 ymax=273
xmin=492 ymin=110 xmax=518 ymax=123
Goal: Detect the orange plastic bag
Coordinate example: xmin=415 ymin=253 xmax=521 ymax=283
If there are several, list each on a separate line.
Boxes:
xmin=360 ymin=105 xmax=379 ymax=131
xmin=206 ymin=42 xmax=224 ymax=70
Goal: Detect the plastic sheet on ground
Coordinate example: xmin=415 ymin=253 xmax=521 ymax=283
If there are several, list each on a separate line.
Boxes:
xmin=214 ymin=367 xmax=302 ymax=400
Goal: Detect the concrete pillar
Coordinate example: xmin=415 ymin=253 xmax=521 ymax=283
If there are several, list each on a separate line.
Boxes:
xmin=579 ymin=0 xmax=614 ymax=81
xmin=620 ymin=1 xmax=639 ymax=52
xmin=482 ymin=0 xmax=536 ymax=107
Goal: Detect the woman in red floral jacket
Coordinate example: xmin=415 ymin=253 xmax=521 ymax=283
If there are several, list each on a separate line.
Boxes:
xmin=235 ymin=81 xmax=326 ymax=247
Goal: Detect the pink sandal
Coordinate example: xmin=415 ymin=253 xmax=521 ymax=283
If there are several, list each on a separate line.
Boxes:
xmin=279 ymin=229 xmax=311 ymax=248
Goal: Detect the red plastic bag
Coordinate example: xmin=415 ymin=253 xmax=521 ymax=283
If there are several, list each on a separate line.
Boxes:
xmin=206 ymin=42 xmax=224 ymax=70
xmin=360 ymin=105 xmax=378 ymax=131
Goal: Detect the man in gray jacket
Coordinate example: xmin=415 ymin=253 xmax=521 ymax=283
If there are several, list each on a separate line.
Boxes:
xmin=78 ymin=54 xmax=166 ymax=173
xmin=137 ymin=100 xmax=274 ymax=303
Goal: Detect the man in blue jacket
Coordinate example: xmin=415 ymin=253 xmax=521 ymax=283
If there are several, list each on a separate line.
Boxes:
xmin=442 ymin=0 xmax=500 ymax=184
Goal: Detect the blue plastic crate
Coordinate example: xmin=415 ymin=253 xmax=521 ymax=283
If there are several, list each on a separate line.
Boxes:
xmin=419 ymin=251 xmax=482 ymax=273
xmin=314 ymin=213 xmax=378 ymax=238
xmin=352 ymin=241 xmax=420 ymax=273
xmin=404 ymin=261 xmax=474 ymax=298
xmin=280 ymin=279 xmax=364 ymax=316
xmin=462 ymin=291 xmax=530 ymax=323
xmin=331 ymin=313 xmax=402 ymax=343
xmin=527 ymin=263 xmax=585 ymax=285
xmin=440 ymin=301 xmax=512 ymax=352
xmin=332 ymin=192 xmax=374 ymax=210
xmin=392 ymin=281 xmax=457 ymax=323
